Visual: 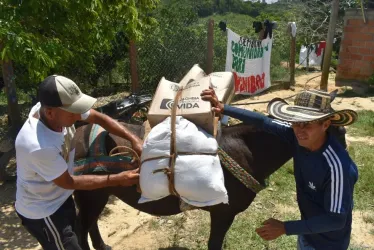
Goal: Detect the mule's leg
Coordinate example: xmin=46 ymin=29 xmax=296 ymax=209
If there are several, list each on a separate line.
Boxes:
xmin=208 ymin=208 xmax=236 ymax=250
xmin=74 ymin=189 xmax=110 ymax=250
xmin=89 ymin=223 xmax=111 ymax=250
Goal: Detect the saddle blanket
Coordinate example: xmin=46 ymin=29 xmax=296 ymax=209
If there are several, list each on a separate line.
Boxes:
xmin=73 ymin=124 xmax=135 ymax=176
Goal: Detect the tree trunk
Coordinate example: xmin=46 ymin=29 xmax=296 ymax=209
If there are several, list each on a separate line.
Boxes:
xmin=320 ymin=0 xmax=340 ymax=91
xmin=1 ymin=57 xmax=22 ymax=130
xmin=290 ymin=35 xmax=296 ymax=88
xmin=207 ymin=19 xmax=214 ymax=74
xmin=306 ymin=45 xmax=310 ymax=72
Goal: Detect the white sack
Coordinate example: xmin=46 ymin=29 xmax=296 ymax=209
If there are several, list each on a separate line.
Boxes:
xmin=139 ymin=116 xmax=228 ymax=207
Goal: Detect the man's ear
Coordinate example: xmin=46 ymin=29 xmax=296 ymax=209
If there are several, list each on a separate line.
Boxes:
xmin=323 ymin=119 xmax=332 ymax=131
xmin=43 ymin=107 xmax=56 ymax=120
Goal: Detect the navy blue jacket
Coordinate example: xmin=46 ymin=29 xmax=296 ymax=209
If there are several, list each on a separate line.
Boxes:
xmin=223 ymin=105 xmax=358 ymax=250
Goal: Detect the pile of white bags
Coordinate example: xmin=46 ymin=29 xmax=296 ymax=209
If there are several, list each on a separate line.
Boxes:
xmin=139 ymin=116 xmax=228 ymax=207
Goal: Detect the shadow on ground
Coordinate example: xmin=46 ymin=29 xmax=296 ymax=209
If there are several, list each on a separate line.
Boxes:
xmin=0 ymin=182 xmax=41 ymax=250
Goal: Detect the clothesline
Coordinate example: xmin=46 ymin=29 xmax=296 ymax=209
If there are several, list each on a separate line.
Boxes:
xmin=299 ymin=41 xmax=327 ymax=67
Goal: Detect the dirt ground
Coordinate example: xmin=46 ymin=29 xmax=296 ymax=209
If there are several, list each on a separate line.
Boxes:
xmin=1 ymin=72 xmax=373 ymax=250
xmin=230 ymin=72 xmax=374 ymax=113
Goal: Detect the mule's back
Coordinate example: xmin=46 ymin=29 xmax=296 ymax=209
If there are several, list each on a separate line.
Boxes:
xmin=218 ymin=123 xmax=293 ymax=184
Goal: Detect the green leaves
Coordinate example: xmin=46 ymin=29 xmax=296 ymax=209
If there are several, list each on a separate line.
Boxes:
xmin=0 ymin=0 xmax=159 ymax=87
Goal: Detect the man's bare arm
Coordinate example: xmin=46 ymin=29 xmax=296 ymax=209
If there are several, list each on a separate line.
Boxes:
xmin=53 ymin=169 xmax=139 ymax=190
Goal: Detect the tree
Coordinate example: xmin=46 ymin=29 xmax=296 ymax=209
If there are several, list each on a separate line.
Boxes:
xmin=0 ymin=0 xmax=159 ymax=126
xmin=135 ymin=1 xmax=208 ymax=89
xmin=0 ymin=0 xmax=159 ymax=83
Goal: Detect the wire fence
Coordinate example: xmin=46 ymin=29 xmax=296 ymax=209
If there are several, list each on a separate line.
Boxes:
xmin=2 ymin=18 xmax=293 ymax=105
xmin=136 ymin=21 xmax=208 ymax=92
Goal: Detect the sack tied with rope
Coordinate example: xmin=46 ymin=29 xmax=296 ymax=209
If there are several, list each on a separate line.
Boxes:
xmin=139 ymin=115 xmax=229 ymax=207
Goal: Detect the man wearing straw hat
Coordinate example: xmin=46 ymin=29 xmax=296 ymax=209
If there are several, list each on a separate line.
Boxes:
xmin=201 ymin=88 xmax=358 ymax=250
xmin=15 ymin=75 xmax=142 ymax=249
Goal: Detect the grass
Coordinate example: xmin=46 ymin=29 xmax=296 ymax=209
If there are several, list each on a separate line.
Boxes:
xmin=222 ymin=161 xmax=299 ymax=250
xmin=348 ymin=110 xmax=374 ymax=137
xmin=348 ymin=143 xmax=374 ymax=210
xmin=363 ymin=214 xmax=374 ymax=224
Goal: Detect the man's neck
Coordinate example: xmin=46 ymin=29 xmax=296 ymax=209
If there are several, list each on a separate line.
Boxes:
xmin=307 ymin=133 xmax=328 ymax=152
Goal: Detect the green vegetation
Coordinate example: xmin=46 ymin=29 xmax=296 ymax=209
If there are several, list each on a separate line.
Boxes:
xmin=0 ymin=0 xmax=365 ymax=120
xmin=348 ymin=110 xmax=374 ymax=137
xmin=368 ymin=74 xmax=374 ymax=87
xmin=349 ymin=143 xmax=374 ymax=210
xmin=0 ymin=0 xmax=159 ymax=86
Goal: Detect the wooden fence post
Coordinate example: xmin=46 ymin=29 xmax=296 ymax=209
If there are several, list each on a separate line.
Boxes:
xmin=288 ymin=22 xmax=297 ymax=89
xmin=207 ymin=19 xmax=214 ymax=74
xmin=129 ymin=40 xmax=139 ymax=93
xmin=320 ymin=0 xmax=339 ymax=91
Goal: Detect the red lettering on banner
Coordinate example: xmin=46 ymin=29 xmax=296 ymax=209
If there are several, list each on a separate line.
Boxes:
xmin=233 ymin=72 xmax=266 ymax=94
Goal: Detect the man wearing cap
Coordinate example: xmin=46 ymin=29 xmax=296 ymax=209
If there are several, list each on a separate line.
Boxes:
xmin=201 ymin=88 xmax=358 ymax=250
xmin=15 ymin=75 xmax=143 ymax=249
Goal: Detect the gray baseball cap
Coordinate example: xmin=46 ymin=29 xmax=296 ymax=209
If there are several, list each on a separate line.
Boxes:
xmin=38 ymin=75 xmax=96 ymax=114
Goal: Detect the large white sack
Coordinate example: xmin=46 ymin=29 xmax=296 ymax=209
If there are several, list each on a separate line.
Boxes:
xmin=139 ymin=116 xmax=228 ymax=207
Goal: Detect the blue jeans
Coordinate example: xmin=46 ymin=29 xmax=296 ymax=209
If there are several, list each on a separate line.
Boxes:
xmin=297 ymin=235 xmax=315 ymax=250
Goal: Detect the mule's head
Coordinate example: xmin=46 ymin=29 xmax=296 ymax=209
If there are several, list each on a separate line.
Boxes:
xmin=328 ymin=125 xmax=347 ymax=149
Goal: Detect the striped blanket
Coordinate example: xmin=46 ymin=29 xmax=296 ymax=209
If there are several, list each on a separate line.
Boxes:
xmin=73 ymin=124 xmax=135 ymax=176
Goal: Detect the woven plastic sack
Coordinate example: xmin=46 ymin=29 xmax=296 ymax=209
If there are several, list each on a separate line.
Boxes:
xmin=139 ymin=116 xmax=228 ymax=207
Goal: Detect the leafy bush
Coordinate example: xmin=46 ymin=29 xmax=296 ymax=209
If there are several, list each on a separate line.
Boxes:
xmin=368 ymin=74 xmax=374 ymax=87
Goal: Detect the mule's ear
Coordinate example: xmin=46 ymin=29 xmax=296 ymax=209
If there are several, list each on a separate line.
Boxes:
xmin=330 ymin=89 xmax=339 ymax=102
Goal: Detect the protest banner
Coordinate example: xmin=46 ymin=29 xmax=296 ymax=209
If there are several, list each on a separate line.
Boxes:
xmin=225 ymin=29 xmax=273 ymax=95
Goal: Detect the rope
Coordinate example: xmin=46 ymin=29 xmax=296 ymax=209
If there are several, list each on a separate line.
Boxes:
xmin=109 ymin=145 xmax=142 ymax=193
xmin=109 ymin=145 xmax=140 ymax=163
xmin=303 ymin=75 xmax=322 ymax=89
xmin=141 ymin=152 xmax=217 ymax=166
xmin=143 ymin=85 xmax=219 ymax=198
xmin=167 ymin=88 xmax=183 ymax=197
xmin=141 ymin=75 xmax=265 ymax=196
xmin=218 ymin=148 xmax=265 ymax=193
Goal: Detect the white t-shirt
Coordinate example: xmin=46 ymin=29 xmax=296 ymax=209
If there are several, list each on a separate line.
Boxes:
xmin=15 ymin=102 xmax=90 ymax=219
